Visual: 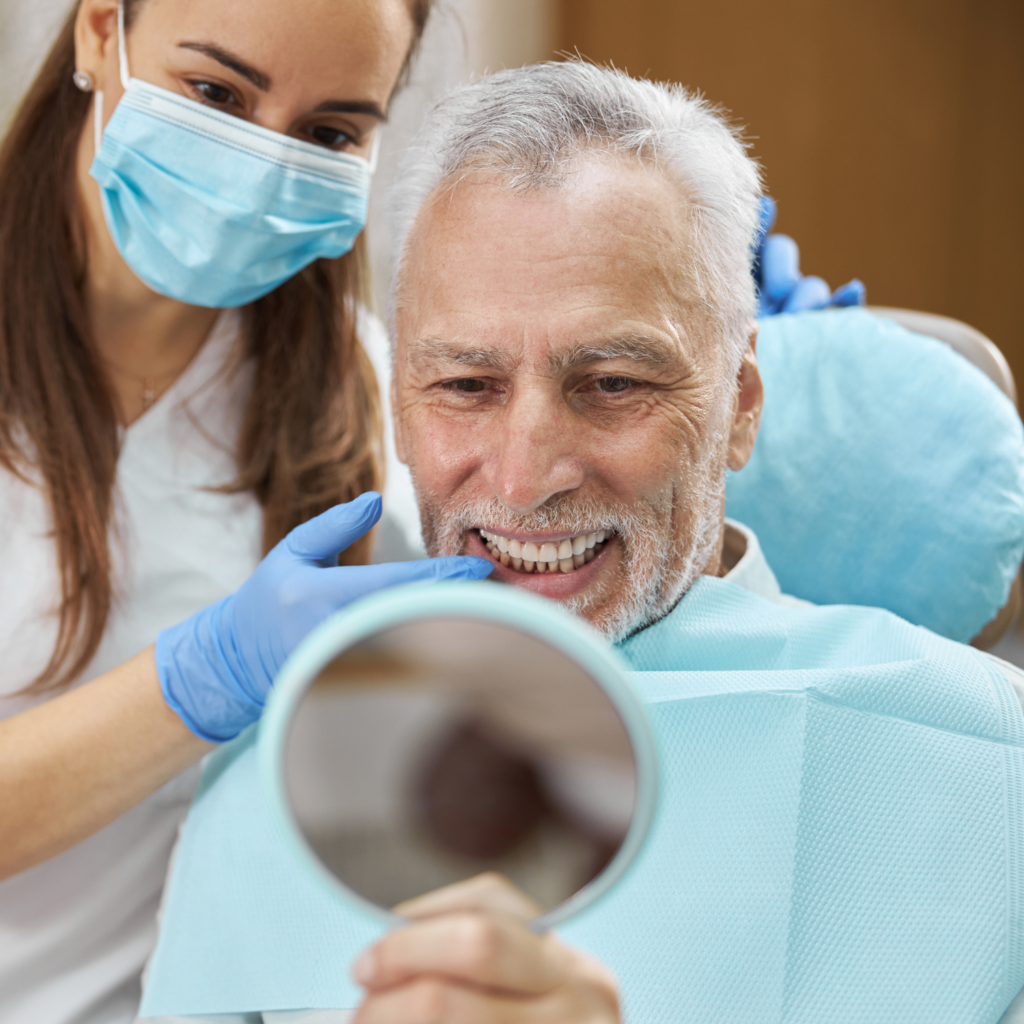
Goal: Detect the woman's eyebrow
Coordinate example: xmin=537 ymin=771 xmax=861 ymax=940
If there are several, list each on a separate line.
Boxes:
xmin=313 ymin=100 xmax=387 ymax=122
xmin=178 ymin=42 xmax=271 ymax=91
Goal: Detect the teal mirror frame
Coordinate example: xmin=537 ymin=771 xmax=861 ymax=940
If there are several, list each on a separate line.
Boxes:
xmin=259 ymin=579 xmax=660 ymax=932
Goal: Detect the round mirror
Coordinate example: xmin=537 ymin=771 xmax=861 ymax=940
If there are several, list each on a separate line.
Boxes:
xmin=259 ymin=582 xmax=658 ymax=929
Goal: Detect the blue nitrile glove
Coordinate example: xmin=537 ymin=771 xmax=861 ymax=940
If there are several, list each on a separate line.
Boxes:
xmin=754 ymin=196 xmax=866 ymax=316
xmin=155 ymin=492 xmax=492 ymax=742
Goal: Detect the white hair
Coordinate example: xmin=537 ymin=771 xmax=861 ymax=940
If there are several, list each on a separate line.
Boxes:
xmin=387 ymin=60 xmax=764 ymax=368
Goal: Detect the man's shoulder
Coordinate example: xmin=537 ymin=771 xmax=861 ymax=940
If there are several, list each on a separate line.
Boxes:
xmin=983 ymin=652 xmax=1024 ymax=713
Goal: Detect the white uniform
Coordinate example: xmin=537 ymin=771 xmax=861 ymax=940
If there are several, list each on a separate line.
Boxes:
xmin=0 ymin=310 xmax=414 ymax=1024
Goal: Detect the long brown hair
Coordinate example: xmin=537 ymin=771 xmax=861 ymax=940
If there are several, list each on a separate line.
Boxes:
xmin=0 ymin=0 xmax=430 ymax=694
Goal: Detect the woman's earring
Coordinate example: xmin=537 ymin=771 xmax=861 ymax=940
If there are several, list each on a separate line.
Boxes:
xmin=72 ymin=71 xmax=95 ymax=93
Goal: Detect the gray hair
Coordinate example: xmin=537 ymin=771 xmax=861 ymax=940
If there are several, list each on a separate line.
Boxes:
xmin=387 ymin=60 xmax=763 ymax=368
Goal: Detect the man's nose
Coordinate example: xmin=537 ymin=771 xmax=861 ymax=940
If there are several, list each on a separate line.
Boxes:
xmin=484 ymin=388 xmax=585 ymax=514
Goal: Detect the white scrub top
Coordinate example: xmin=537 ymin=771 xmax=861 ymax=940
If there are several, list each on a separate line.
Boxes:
xmin=0 ymin=309 xmax=413 ymax=1024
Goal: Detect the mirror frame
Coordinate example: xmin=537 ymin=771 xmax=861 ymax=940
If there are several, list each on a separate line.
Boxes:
xmin=259 ymin=580 xmax=659 ymax=932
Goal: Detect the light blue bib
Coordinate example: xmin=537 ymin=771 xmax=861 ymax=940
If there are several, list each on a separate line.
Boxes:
xmin=140 ymin=578 xmax=1024 ymax=1023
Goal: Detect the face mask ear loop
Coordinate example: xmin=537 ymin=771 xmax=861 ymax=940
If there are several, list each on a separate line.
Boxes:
xmin=117 ymin=0 xmax=130 ymax=89
xmin=93 ymin=90 xmax=104 ymax=156
xmin=367 ymin=130 xmax=382 ymax=175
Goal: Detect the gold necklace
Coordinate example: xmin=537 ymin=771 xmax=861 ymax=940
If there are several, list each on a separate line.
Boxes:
xmin=99 ymin=348 xmax=198 ymax=412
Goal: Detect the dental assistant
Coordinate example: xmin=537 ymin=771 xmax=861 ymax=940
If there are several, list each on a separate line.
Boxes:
xmin=0 ymin=1 xmax=490 ymax=1021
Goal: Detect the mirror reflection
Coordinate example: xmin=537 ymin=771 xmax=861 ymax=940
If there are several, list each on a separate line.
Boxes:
xmin=284 ymin=616 xmax=637 ymax=914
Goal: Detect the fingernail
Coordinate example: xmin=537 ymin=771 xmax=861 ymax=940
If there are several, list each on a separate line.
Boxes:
xmin=353 ymin=949 xmax=375 ymax=985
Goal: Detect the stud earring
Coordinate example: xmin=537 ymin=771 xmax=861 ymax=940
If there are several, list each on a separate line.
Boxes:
xmin=72 ymin=71 xmax=95 ymax=93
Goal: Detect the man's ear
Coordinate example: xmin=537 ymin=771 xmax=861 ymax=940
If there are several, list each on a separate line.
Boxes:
xmin=726 ymin=321 xmax=763 ymax=472
xmin=74 ymin=0 xmax=121 ymax=93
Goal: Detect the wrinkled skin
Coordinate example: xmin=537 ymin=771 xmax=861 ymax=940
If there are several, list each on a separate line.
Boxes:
xmin=393 ymin=154 xmax=764 ymax=641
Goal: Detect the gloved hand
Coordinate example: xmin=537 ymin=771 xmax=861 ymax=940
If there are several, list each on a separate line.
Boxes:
xmin=155 ymin=492 xmax=492 ymax=742
xmin=754 ymin=196 xmax=866 ymax=316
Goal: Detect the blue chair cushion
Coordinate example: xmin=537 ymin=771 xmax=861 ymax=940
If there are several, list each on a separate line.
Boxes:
xmin=725 ymin=308 xmax=1024 ymax=641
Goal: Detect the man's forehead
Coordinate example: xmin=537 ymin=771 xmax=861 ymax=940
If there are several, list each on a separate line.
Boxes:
xmin=408 ymin=157 xmax=692 ymax=274
xmin=397 ymin=154 xmax=702 ymax=365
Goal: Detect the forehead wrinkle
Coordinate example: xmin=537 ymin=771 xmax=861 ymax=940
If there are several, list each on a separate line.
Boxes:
xmin=406 ymin=337 xmax=519 ymax=371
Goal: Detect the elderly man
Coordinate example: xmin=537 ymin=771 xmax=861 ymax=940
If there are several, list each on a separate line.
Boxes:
xmin=142 ymin=61 xmax=1024 ymax=1024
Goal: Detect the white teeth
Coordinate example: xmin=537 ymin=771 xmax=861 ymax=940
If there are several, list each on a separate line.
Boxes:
xmin=480 ymin=527 xmax=612 ymax=575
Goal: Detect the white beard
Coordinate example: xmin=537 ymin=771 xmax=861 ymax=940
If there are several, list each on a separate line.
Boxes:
xmin=411 ymin=425 xmax=729 ymax=643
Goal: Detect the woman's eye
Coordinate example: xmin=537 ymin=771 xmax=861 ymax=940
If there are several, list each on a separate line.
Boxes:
xmin=595 ymin=376 xmax=635 ymax=393
xmin=192 ymin=81 xmax=236 ymax=106
xmin=308 ymin=125 xmax=357 ymax=149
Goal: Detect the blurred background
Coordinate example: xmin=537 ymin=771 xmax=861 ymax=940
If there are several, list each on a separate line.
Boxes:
xmin=2 ymin=0 xmax=1020 ymax=372
xmin=2 ymin=0 xmax=1023 ymax=653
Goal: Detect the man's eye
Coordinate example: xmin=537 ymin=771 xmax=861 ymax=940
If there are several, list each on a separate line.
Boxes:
xmin=192 ymin=81 xmax=236 ymax=106
xmin=308 ymin=125 xmax=357 ymax=149
xmin=595 ymin=376 xmax=635 ymax=393
xmin=443 ymin=378 xmax=487 ymax=393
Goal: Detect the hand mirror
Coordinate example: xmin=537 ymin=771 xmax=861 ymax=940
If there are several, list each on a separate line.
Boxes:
xmin=259 ymin=581 xmax=658 ymax=929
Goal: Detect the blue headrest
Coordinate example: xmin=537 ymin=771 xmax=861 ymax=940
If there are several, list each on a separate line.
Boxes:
xmin=725 ymin=309 xmax=1024 ymax=642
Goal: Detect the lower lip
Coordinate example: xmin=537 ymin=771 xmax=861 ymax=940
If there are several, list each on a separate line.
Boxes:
xmin=467 ymin=531 xmax=616 ymax=596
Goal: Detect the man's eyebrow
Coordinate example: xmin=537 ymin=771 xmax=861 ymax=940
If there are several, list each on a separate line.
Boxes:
xmin=178 ymin=42 xmax=272 ymax=91
xmin=408 ymin=338 xmax=514 ymax=371
xmin=549 ymin=336 xmax=677 ymax=372
xmin=313 ymin=99 xmax=387 ymax=122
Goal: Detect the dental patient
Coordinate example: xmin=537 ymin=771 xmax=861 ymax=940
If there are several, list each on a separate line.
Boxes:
xmin=143 ymin=62 xmax=1024 ymax=1024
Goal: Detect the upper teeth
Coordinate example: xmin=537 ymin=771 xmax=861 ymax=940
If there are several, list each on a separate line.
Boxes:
xmin=479 ymin=528 xmax=610 ymax=574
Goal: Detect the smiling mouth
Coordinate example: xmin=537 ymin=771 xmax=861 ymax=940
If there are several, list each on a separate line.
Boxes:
xmin=478 ymin=528 xmax=613 ymax=574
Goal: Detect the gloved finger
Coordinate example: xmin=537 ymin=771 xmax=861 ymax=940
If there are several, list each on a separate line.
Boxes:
xmin=756 ymin=291 xmax=782 ymax=318
xmin=285 ymin=493 xmax=383 ymax=564
xmin=756 ymin=195 xmax=777 ymax=245
xmin=830 ymin=278 xmax=866 ymax=307
xmin=320 ymin=556 xmax=493 ymax=606
xmin=781 ymin=274 xmax=832 ymax=313
xmin=761 ymin=234 xmax=801 ymax=302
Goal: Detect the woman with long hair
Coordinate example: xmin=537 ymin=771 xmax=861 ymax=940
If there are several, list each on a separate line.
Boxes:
xmin=0 ymin=1 xmax=490 ymax=1020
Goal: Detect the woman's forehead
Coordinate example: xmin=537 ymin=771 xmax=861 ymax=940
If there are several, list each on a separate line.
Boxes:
xmin=132 ymin=0 xmax=416 ymax=101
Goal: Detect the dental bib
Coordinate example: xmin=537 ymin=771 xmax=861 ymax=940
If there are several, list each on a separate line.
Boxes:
xmin=140 ymin=577 xmax=1024 ymax=1023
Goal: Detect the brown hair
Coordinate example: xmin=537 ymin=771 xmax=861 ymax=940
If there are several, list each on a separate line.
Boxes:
xmin=0 ymin=0 xmax=430 ymax=694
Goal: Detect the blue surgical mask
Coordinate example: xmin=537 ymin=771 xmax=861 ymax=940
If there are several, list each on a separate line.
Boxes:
xmin=88 ymin=1 xmax=375 ymax=308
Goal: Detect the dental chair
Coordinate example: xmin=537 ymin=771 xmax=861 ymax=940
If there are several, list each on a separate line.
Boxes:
xmin=725 ymin=307 xmax=1024 ymax=648
xmin=871 ymin=308 xmax=1021 ymax=647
